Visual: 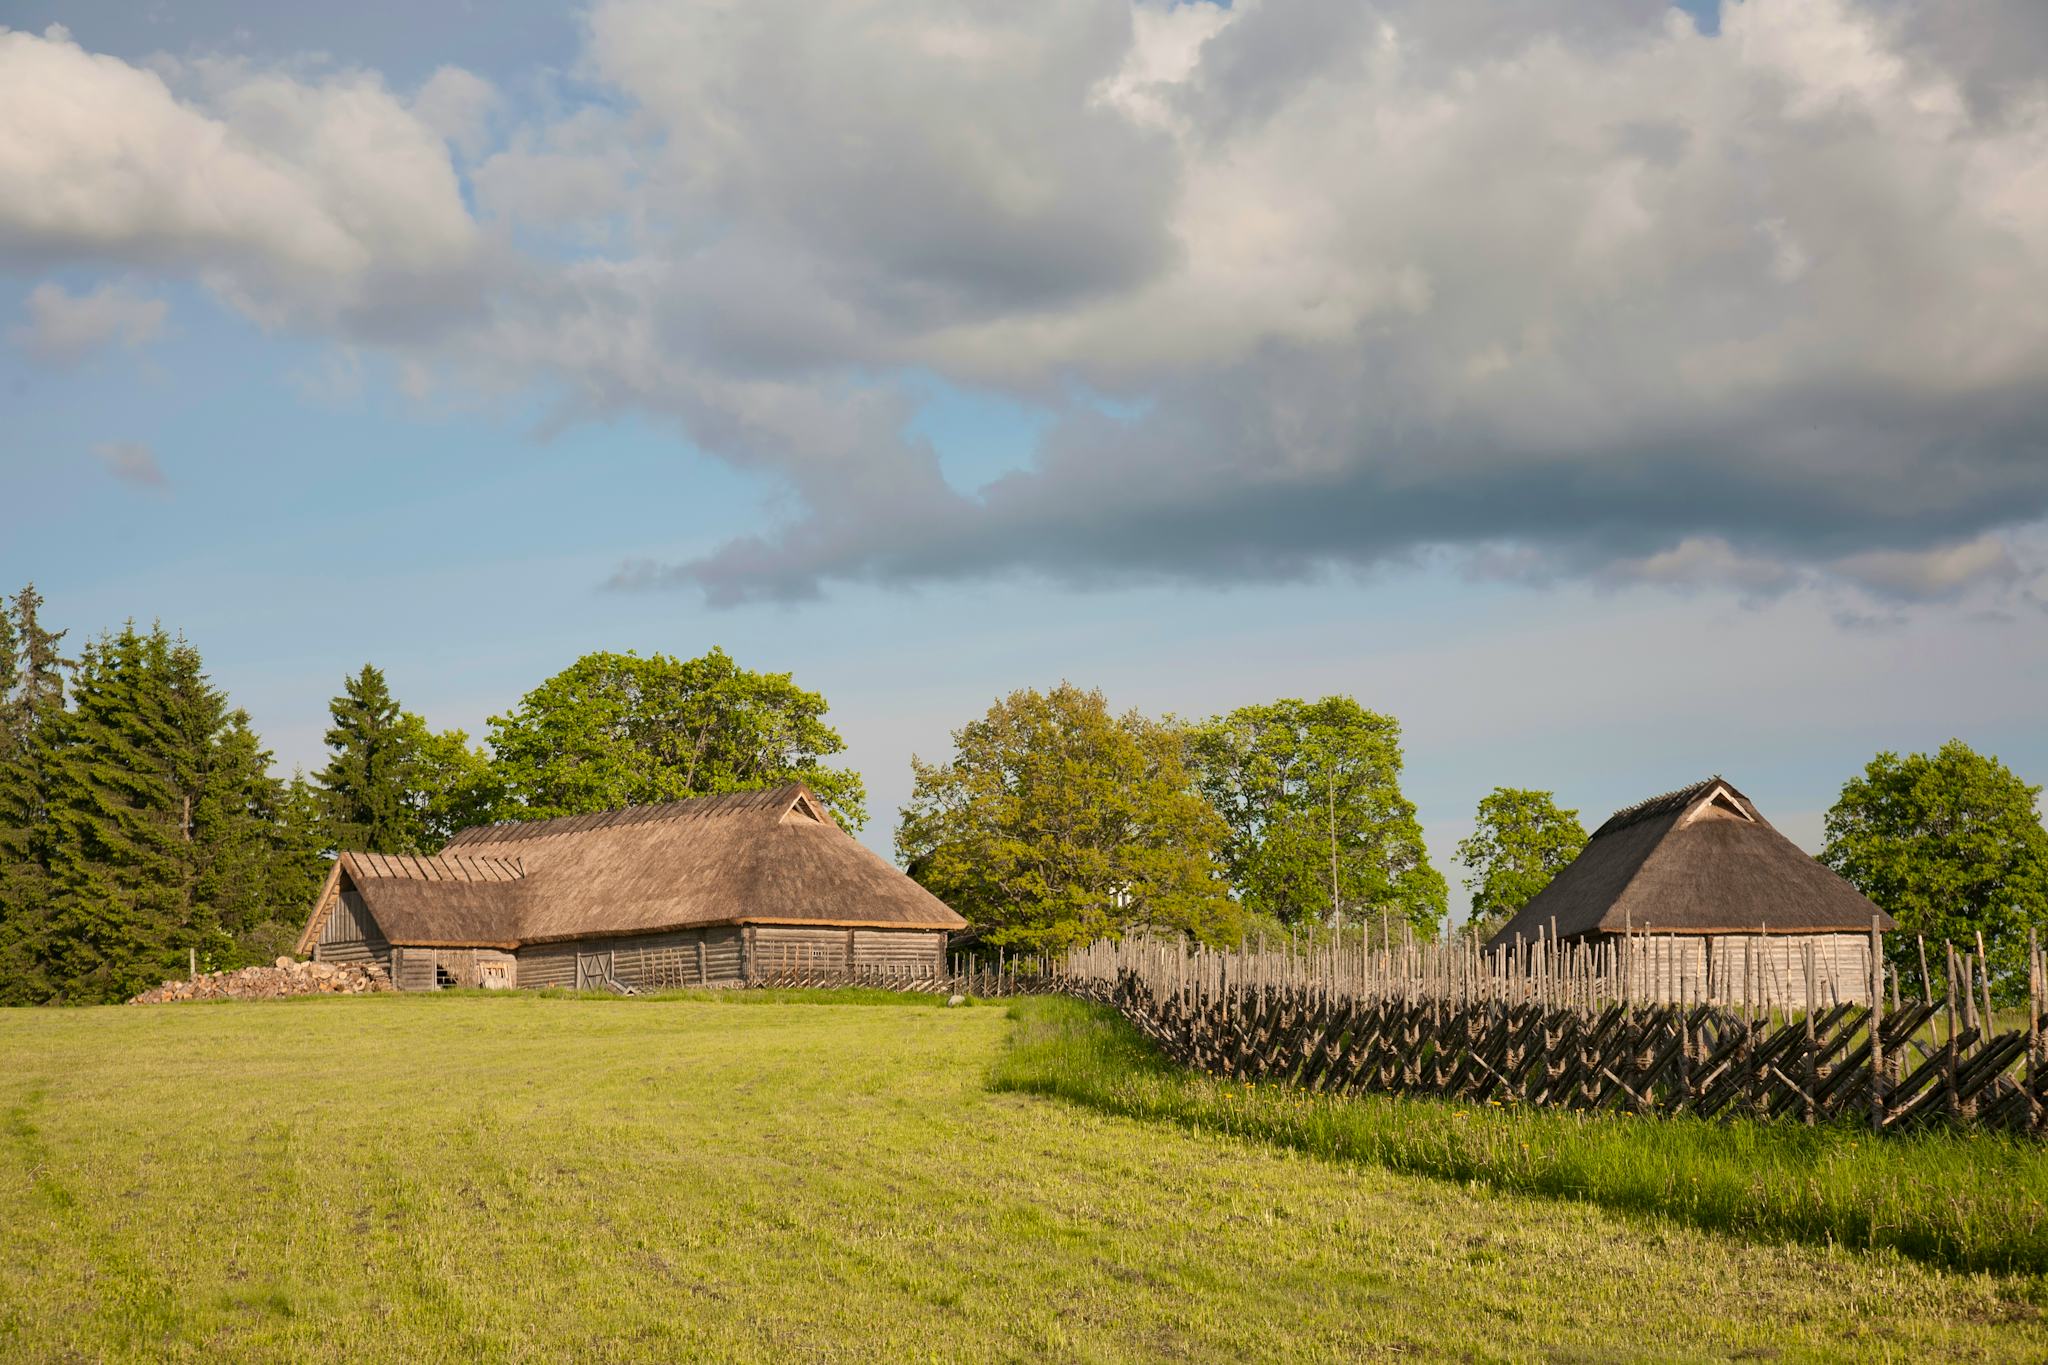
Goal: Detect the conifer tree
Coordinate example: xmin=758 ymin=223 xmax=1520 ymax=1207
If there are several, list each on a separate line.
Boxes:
xmin=40 ymin=625 xmax=191 ymax=1000
xmin=266 ymin=772 xmax=335 ymax=939
xmin=0 ymin=585 xmax=71 ymax=1004
xmin=318 ymin=665 xmax=419 ymax=854
xmin=31 ymin=623 xmax=315 ymax=1000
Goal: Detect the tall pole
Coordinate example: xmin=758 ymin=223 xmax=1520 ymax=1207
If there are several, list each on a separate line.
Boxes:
xmin=1327 ymin=766 xmax=1340 ymax=929
xmin=1869 ymin=915 xmax=1885 ymax=1133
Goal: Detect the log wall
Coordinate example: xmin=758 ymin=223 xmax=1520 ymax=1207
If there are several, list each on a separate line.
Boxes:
xmin=748 ymin=925 xmax=946 ymax=979
xmin=311 ymin=889 xmax=392 ymax=973
xmin=516 ymin=927 xmax=745 ymax=990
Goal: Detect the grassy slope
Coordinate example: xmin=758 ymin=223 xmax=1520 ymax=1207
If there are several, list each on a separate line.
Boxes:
xmin=992 ymin=998 xmax=2048 ymax=1278
xmin=0 ymin=996 xmax=2036 ymax=1363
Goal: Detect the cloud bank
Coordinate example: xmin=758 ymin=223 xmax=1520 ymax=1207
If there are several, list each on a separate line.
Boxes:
xmin=5 ymin=2 xmax=2048 ymax=606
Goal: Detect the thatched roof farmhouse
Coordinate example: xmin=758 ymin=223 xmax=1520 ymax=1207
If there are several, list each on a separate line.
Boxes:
xmin=296 ymin=784 xmax=965 ymax=991
xmin=1488 ymin=778 xmax=1894 ymax=1005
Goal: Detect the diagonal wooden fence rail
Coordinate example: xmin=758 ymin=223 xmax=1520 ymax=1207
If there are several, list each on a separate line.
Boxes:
xmin=1055 ymin=931 xmax=2048 ymax=1136
xmin=736 ymin=929 xmax=2047 ymax=1135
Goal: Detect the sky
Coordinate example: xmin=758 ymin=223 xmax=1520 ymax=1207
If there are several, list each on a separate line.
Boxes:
xmin=3 ymin=0 xmax=2047 ymax=925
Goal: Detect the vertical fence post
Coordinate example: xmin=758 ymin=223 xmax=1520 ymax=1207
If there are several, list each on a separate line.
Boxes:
xmin=2030 ymin=929 xmax=2043 ymax=1135
xmin=1869 ymin=915 xmax=1885 ymax=1133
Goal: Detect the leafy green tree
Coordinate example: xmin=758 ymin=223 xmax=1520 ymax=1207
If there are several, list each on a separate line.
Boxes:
xmin=898 ymin=683 xmax=1238 ymax=953
xmin=487 ymin=648 xmax=866 ymax=827
xmin=1454 ymin=787 xmax=1587 ymax=941
xmin=1823 ymin=741 xmax=2048 ymax=997
xmin=1188 ymin=696 xmax=1446 ymax=938
xmin=403 ymin=718 xmax=505 ymax=848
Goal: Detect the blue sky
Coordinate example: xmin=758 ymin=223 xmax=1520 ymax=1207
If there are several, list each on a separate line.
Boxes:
xmin=3 ymin=1 xmax=2046 ymax=923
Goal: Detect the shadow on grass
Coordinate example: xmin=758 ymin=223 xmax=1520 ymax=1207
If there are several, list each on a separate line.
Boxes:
xmin=989 ymin=996 xmax=2048 ymax=1283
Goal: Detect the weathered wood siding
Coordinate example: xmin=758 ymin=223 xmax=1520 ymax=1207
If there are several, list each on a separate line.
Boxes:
xmin=850 ymin=928 xmax=943 ymax=974
xmin=312 ymin=889 xmax=392 ymax=973
xmin=391 ymin=946 xmax=439 ymax=992
xmin=1607 ymin=932 xmax=1873 ymax=1006
xmin=751 ymin=924 xmax=852 ymax=976
xmin=516 ymin=927 xmax=746 ymax=990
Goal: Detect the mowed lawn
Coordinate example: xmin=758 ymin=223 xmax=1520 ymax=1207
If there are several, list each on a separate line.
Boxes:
xmin=0 ymin=996 xmax=2041 ymax=1363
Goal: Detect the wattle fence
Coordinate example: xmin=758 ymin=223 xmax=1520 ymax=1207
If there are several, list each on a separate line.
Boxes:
xmin=1056 ymin=931 xmax=2048 ymax=1135
xmin=750 ymin=929 xmax=2048 ymax=1136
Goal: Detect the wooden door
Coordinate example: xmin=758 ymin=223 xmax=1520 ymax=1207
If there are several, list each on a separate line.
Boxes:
xmin=575 ymin=950 xmax=614 ymax=992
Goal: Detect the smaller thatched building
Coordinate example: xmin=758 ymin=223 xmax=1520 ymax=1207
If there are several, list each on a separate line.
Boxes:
xmin=296 ymin=784 xmax=966 ymax=991
xmin=1487 ymin=778 xmax=1893 ymax=1006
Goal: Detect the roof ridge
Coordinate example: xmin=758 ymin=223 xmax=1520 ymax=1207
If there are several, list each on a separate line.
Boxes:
xmin=446 ymin=783 xmax=813 ymax=848
xmin=340 ymin=850 xmax=526 ymax=882
xmin=1592 ymin=776 xmax=1724 ymax=838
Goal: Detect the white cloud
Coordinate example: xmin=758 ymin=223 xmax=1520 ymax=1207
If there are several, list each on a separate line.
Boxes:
xmin=412 ymin=65 xmax=498 ymax=158
xmin=0 ymin=26 xmax=483 ymax=335
xmin=10 ymin=280 xmax=165 ymax=364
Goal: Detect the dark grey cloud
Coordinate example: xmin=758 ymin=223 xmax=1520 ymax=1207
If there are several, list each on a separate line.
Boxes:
xmin=662 ymin=350 xmax=2048 ymax=604
xmin=1878 ymin=0 xmax=2048 ymax=122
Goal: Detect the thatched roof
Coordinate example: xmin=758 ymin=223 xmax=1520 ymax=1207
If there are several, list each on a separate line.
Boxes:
xmin=297 ymin=784 xmax=965 ymax=951
xmin=1487 ymin=778 xmax=1893 ymax=948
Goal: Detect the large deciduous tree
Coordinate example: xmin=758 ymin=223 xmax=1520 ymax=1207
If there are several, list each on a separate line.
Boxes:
xmin=1188 ymin=696 xmax=1445 ymax=938
xmin=1823 ymin=741 xmax=2047 ymax=996
xmin=1453 ymin=787 xmax=1587 ymax=941
xmin=898 ymin=683 xmax=1238 ymax=953
xmin=487 ymin=648 xmax=865 ymax=827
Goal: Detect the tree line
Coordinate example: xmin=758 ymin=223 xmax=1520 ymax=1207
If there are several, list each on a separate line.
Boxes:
xmin=0 ymin=588 xmax=861 ymax=1003
xmin=896 ymin=688 xmax=2048 ymax=999
xmin=1 ymin=585 xmax=2042 ymax=1002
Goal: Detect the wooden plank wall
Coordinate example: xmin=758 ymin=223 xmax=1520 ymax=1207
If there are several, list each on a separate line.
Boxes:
xmin=516 ymin=927 xmax=745 ymax=990
xmin=753 ymin=925 xmax=853 ymax=976
xmin=392 ymin=947 xmax=439 ymax=992
xmin=851 ymin=929 xmax=944 ymax=973
xmin=1622 ymin=933 xmax=1872 ymax=1007
xmin=313 ymin=889 xmax=393 ymax=973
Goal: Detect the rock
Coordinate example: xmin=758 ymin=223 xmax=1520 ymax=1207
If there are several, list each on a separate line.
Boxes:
xmin=946 ymin=994 xmax=966 ymax=1008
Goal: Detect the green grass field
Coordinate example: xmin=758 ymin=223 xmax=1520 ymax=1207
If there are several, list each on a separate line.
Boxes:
xmin=2 ymin=994 xmax=2043 ymax=1362
xmin=995 ymin=997 xmax=2048 ymax=1277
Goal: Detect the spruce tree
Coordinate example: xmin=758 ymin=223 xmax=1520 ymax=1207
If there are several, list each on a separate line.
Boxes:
xmin=41 ymin=625 xmax=190 ymax=1000
xmin=317 ymin=665 xmax=421 ymax=854
xmin=0 ymin=585 xmax=71 ymax=1004
xmin=266 ymin=771 xmax=335 ymax=942
xmin=34 ymin=623 xmax=313 ymax=1000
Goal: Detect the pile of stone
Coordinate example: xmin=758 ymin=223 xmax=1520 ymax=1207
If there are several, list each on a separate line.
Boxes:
xmin=130 ymin=957 xmax=392 ymax=1004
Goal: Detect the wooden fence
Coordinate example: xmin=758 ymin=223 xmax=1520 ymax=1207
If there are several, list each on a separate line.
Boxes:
xmin=748 ymin=960 xmax=1060 ymax=997
xmin=1055 ymin=930 xmax=2048 ymax=1135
